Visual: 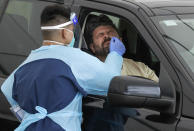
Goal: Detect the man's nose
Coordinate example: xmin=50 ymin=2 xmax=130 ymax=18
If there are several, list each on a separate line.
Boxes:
xmin=104 ymin=32 xmax=109 ymax=38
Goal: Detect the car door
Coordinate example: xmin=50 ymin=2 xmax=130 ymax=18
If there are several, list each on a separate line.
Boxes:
xmin=71 ymin=0 xmax=182 ymax=130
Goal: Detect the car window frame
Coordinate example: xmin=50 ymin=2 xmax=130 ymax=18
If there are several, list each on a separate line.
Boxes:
xmin=73 ymin=0 xmax=183 ymax=120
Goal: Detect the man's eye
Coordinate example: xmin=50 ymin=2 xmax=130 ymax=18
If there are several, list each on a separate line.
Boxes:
xmin=109 ymin=31 xmax=116 ymax=36
xmin=97 ymin=33 xmax=104 ymax=38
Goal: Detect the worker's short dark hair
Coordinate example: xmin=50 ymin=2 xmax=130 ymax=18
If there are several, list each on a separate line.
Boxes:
xmin=84 ymin=14 xmax=119 ymax=46
xmin=41 ymin=4 xmax=70 ymax=26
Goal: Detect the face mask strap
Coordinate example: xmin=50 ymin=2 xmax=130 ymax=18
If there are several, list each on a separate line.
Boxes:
xmin=43 ymin=40 xmax=68 ymax=46
xmin=63 ymin=28 xmax=73 ymax=33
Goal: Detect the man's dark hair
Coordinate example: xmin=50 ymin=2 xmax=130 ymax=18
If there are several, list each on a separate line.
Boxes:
xmin=41 ymin=4 xmax=71 ymax=39
xmin=84 ymin=14 xmax=119 ymax=46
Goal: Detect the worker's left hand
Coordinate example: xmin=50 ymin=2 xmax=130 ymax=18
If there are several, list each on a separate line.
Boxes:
xmin=109 ymin=37 xmax=126 ymax=56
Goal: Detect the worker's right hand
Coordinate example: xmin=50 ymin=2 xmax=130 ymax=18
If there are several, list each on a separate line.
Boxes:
xmin=109 ymin=37 xmax=126 ymax=56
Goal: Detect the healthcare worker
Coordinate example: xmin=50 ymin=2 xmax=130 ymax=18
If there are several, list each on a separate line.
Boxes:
xmin=1 ymin=4 xmax=125 ymax=131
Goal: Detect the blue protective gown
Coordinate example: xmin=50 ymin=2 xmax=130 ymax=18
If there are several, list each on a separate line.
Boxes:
xmin=1 ymin=45 xmax=123 ymax=131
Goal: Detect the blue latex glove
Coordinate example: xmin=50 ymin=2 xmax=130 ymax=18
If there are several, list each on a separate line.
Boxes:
xmin=109 ymin=37 xmax=126 ymax=56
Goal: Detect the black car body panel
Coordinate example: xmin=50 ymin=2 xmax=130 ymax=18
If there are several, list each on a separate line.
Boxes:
xmin=0 ymin=0 xmax=194 ymax=130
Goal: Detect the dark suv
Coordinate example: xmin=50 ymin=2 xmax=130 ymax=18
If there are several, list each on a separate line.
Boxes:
xmin=0 ymin=0 xmax=194 ymax=130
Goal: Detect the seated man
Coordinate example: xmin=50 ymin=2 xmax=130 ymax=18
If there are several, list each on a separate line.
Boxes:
xmin=82 ymin=14 xmax=159 ymax=131
xmin=84 ymin=14 xmax=159 ymax=82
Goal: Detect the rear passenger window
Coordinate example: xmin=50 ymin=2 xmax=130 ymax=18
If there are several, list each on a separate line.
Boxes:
xmin=0 ymin=0 xmax=62 ymax=77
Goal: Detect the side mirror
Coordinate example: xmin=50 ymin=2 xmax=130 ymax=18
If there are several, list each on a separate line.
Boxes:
xmin=108 ymin=76 xmax=175 ymax=114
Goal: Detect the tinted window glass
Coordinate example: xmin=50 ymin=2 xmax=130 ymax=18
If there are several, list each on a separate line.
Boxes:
xmin=0 ymin=0 xmax=60 ymax=77
xmin=157 ymin=15 xmax=194 ymax=76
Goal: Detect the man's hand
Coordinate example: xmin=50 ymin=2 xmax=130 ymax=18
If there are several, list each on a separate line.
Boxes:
xmin=109 ymin=37 xmax=126 ymax=56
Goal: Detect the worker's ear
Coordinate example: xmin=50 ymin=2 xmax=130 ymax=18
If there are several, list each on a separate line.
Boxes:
xmin=90 ymin=43 xmax=95 ymax=53
xmin=61 ymin=29 xmax=67 ymax=40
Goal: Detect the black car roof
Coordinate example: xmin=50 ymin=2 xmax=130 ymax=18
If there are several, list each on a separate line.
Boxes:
xmin=124 ymin=0 xmax=194 ymax=16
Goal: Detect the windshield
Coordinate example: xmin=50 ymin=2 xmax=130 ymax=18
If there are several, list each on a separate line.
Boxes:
xmin=153 ymin=14 xmax=194 ymax=76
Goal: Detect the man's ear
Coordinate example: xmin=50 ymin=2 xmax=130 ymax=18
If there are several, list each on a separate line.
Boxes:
xmin=90 ymin=43 xmax=95 ymax=53
xmin=119 ymin=37 xmax=123 ymax=41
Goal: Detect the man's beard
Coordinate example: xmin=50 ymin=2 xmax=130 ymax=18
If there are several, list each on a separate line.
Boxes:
xmin=94 ymin=37 xmax=111 ymax=57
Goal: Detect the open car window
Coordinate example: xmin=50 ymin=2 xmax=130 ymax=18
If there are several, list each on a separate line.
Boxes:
xmin=81 ymin=11 xmax=160 ymax=77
